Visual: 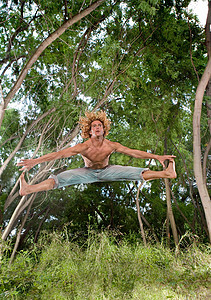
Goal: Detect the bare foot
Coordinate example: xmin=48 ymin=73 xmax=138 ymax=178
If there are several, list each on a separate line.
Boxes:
xmin=165 ymin=159 xmax=177 ymax=179
xmin=19 ymin=172 xmax=30 ymax=196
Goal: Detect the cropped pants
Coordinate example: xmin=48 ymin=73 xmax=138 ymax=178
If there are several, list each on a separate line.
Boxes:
xmin=49 ymin=165 xmax=149 ymax=189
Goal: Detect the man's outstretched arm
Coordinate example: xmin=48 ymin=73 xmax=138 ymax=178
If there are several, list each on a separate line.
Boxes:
xmin=113 ymin=142 xmax=175 ymax=167
xmin=17 ymin=143 xmax=88 ymax=171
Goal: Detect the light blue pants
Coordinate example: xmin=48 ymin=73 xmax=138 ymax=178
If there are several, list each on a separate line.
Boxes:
xmin=49 ymin=165 xmax=149 ymax=189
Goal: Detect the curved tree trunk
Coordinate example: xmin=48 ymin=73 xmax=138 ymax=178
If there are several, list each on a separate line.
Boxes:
xmin=0 ymin=0 xmax=105 ymax=129
xmin=193 ymin=56 xmax=211 ymax=242
xmin=204 ymin=2 xmax=211 ymax=185
xmin=193 ymin=0 xmax=211 ymax=241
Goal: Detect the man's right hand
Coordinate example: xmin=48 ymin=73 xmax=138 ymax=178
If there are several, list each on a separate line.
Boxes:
xmin=17 ymin=158 xmax=37 ymax=171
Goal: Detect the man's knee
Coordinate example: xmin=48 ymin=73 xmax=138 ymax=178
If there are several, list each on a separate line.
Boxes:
xmin=141 ymin=169 xmax=150 ymax=180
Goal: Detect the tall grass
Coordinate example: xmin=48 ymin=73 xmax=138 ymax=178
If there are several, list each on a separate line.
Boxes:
xmin=0 ymin=231 xmax=210 ymax=299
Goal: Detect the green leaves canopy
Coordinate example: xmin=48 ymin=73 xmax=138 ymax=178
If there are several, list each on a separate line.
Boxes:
xmin=0 ymin=0 xmax=209 ymax=245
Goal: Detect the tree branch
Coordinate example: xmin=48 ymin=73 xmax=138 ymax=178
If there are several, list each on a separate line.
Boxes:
xmin=0 ymin=108 xmax=55 ymax=177
xmin=0 ymin=0 xmax=106 ymax=129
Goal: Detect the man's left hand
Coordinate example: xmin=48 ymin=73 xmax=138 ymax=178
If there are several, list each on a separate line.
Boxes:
xmin=157 ymin=155 xmax=176 ymax=168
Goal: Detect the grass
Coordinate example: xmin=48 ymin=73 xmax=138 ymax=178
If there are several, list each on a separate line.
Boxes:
xmin=0 ymin=231 xmax=210 ymax=299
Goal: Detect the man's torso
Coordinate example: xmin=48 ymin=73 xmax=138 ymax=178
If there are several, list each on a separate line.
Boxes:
xmin=80 ymin=139 xmax=116 ymax=169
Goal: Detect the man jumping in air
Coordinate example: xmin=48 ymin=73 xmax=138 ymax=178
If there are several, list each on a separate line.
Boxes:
xmin=17 ymin=111 xmax=176 ymax=196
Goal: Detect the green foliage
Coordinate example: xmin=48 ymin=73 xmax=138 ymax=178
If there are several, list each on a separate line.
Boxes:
xmin=0 ymin=231 xmax=210 ymax=299
xmin=0 ymin=0 xmax=209 ymax=246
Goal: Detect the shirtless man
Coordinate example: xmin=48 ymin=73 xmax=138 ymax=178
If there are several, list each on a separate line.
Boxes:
xmin=17 ymin=111 xmax=176 ymax=196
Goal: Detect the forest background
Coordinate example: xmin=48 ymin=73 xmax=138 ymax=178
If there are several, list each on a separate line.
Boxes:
xmin=0 ymin=0 xmax=210 ymax=271
xmin=0 ymin=0 xmax=211 ymax=298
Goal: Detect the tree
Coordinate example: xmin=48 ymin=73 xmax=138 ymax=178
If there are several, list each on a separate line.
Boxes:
xmin=193 ymin=1 xmax=211 ymax=242
xmin=0 ymin=0 xmax=209 ymax=255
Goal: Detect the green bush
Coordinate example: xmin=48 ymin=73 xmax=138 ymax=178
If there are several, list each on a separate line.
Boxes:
xmin=0 ymin=231 xmax=210 ymax=299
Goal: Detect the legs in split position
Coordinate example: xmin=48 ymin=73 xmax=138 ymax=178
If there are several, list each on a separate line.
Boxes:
xmin=19 ymin=159 xmax=176 ymax=196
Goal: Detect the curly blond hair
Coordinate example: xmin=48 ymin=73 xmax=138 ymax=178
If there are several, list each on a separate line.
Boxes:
xmin=79 ymin=110 xmax=111 ymax=139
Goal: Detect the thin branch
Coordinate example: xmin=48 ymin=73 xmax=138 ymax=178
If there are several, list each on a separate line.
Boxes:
xmin=0 ymin=83 xmax=4 ymax=104
xmin=9 ymin=193 xmax=36 ymax=264
xmin=4 ymin=0 xmax=106 ymax=106
xmin=203 ymin=137 xmax=211 ymax=182
xmin=0 ymin=0 xmax=106 ymax=130
xmin=135 ymin=182 xmax=147 ymax=246
xmin=32 ymin=116 xmax=53 ymax=158
xmin=0 ymin=134 xmax=19 ymax=148
xmin=79 ymin=0 xmax=86 ymax=14
xmin=188 ymin=17 xmax=200 ymax=82
xmin=34 ymin=207 xmax=50 ymax=243
xmin=0 ymin=107 xmax=56 ymax=177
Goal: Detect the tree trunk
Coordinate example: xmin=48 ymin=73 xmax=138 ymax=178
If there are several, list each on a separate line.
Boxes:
xmin=164 ymin=135 xmax=178 ymax=246
xmin=135 ymin=183 xmax=147 ymax=246
xmin=205 ymin=81 xmax=211 ymax=135
xmin=204 ymin=2 xmax=211 ymax=184
xmin=9 ymin=194 xmax=36 ymax=264
xmin=0 ymin=0 xmax=105 ymax=129
xmin=164 ymin=178 xmax=179 ymax=246
xmin=193 ymin=56 xmax=211 ymax=242
xmin=166 ymin=215 xmax=170 ymax=247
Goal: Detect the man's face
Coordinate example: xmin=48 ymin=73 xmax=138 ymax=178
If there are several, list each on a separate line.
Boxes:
xmin=90 ymin=120 xmax=104 ymax=137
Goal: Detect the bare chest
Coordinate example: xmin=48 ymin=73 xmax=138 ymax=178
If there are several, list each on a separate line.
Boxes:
xmin=81 ymin=145 xmax=113 ymax=162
